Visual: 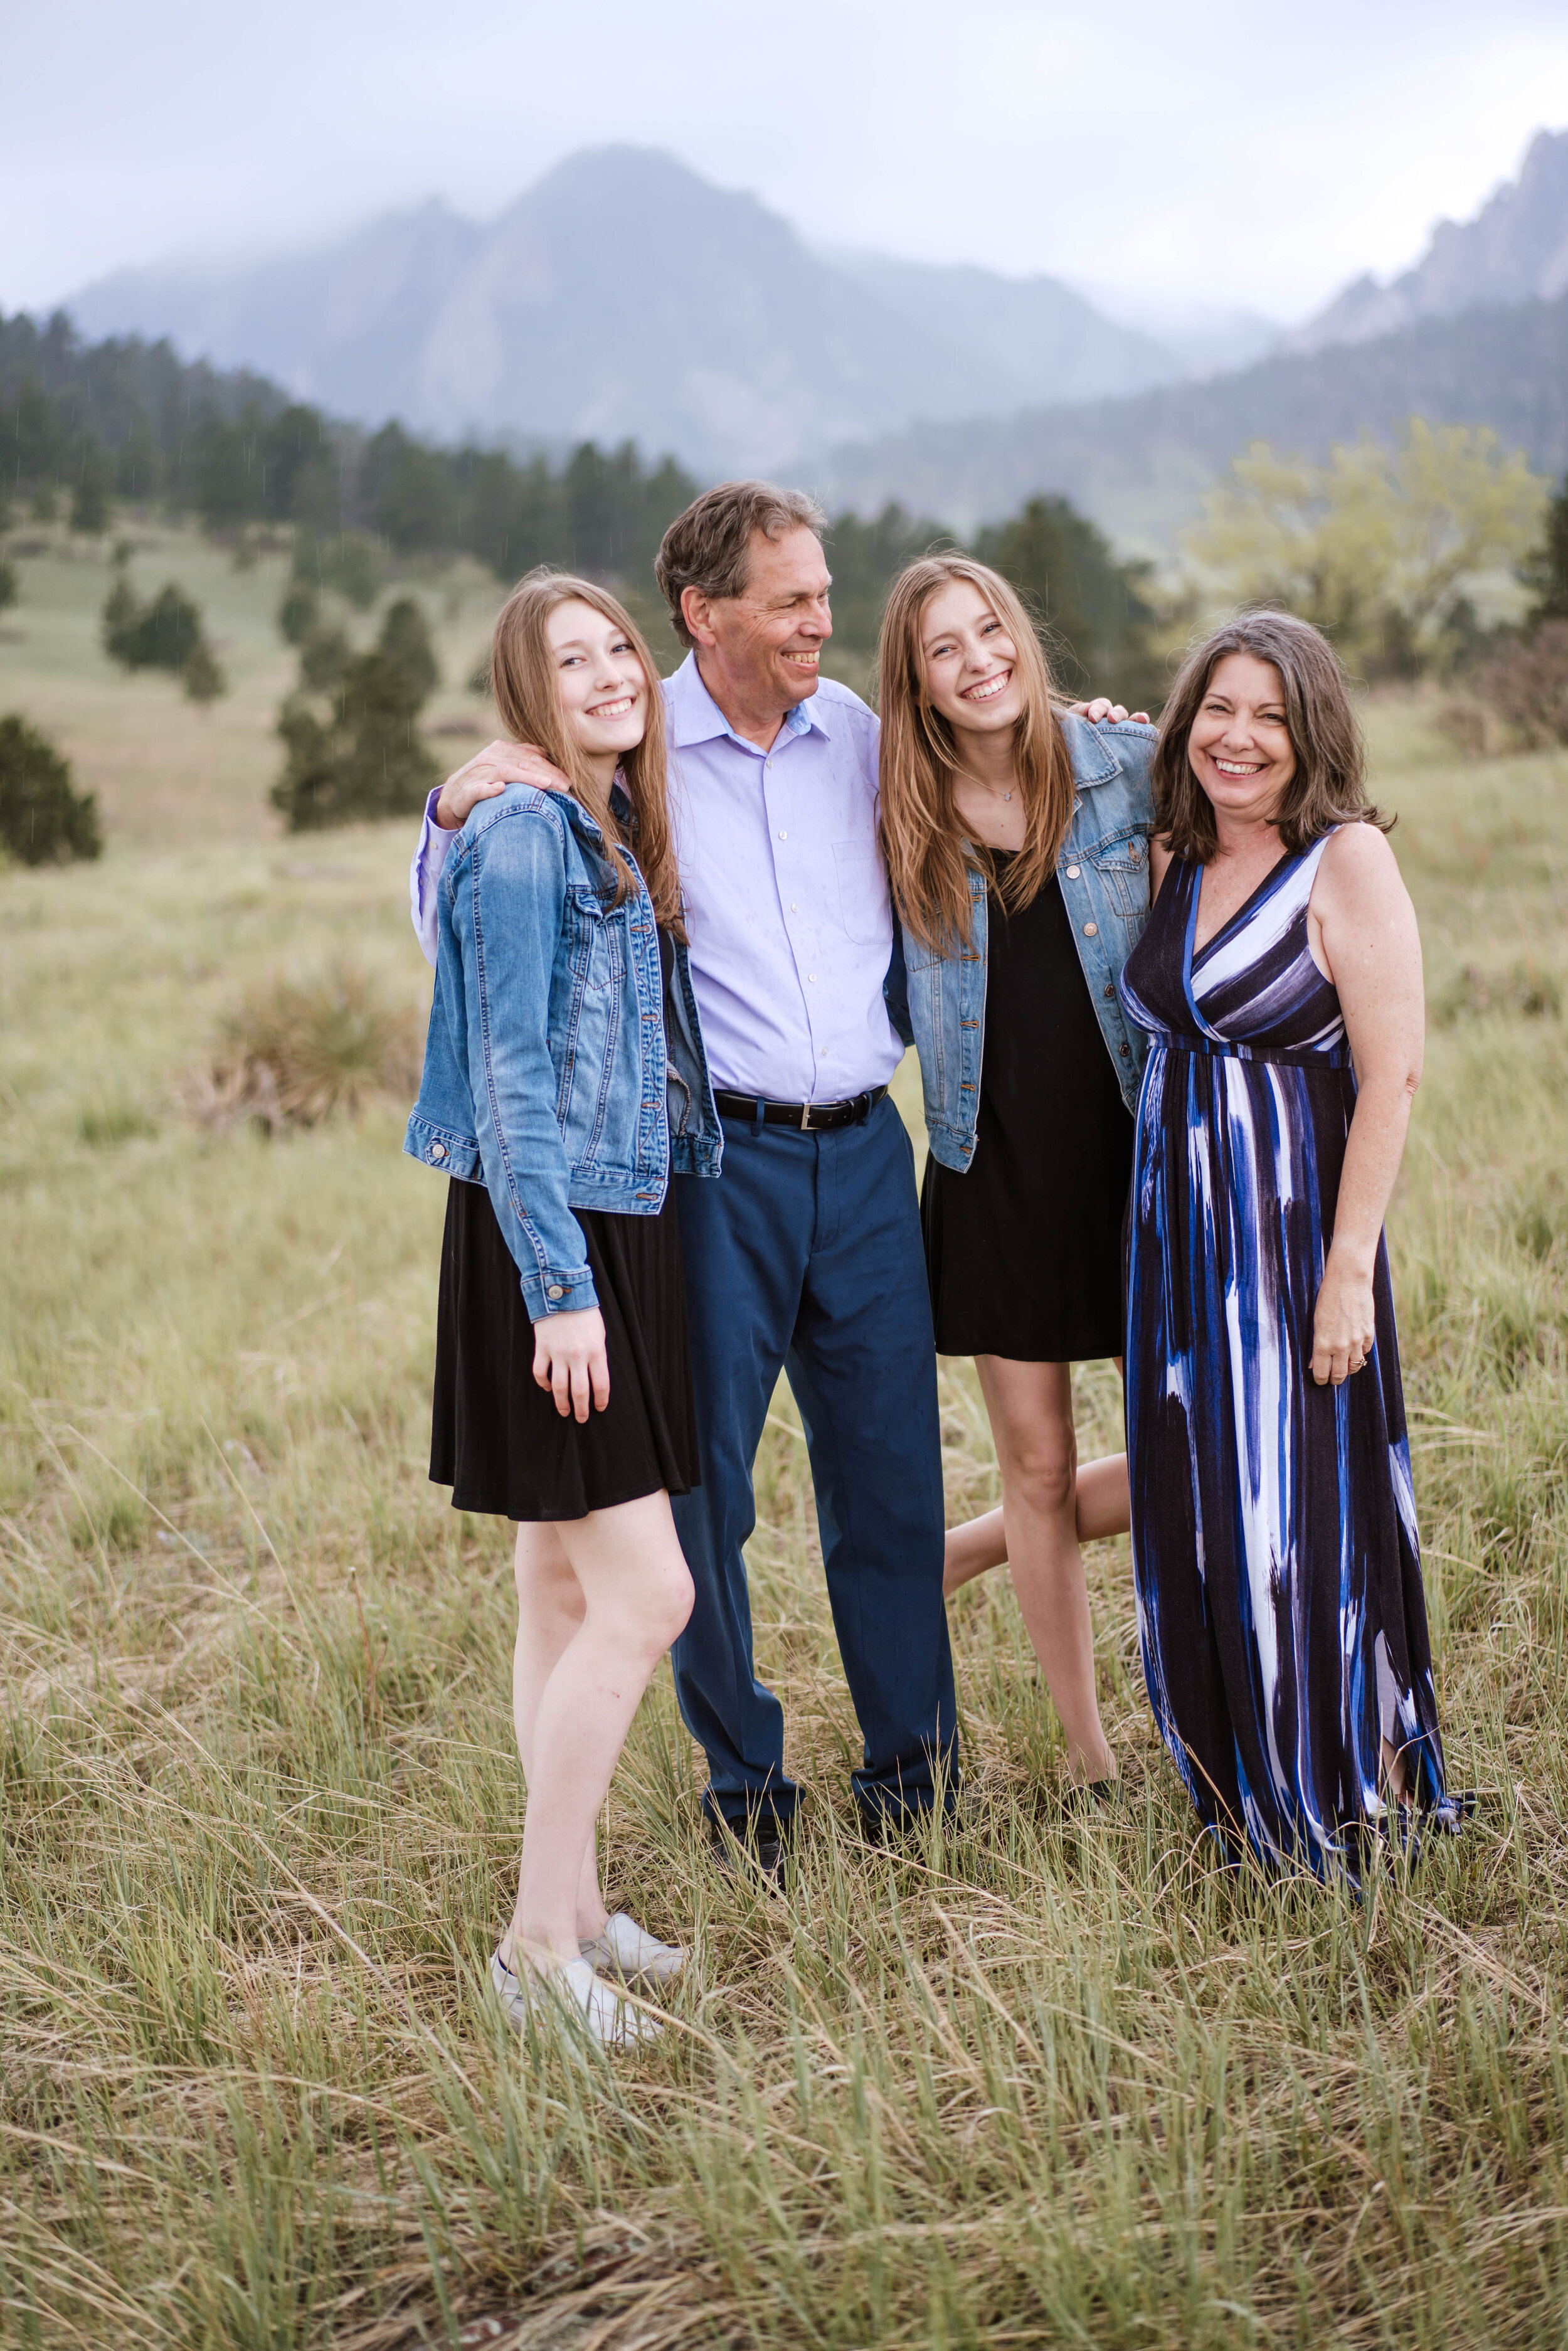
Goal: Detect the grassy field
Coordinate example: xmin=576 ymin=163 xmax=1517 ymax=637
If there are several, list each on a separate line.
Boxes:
xmin=1 ymin=535 xmax=1567 ymax=2348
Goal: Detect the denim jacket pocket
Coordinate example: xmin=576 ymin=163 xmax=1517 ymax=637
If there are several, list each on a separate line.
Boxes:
xmin=568 ymin=882 xmax=619 ymax=995
xmin=1088 ymin=825 xmax=1152 ymax=918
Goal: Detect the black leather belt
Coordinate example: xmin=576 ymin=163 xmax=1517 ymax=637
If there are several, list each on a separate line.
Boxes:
xmin=713 ymin=1085 xmax=888 ymax=1132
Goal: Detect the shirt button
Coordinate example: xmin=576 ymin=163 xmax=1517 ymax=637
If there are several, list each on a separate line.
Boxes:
xmin=808 ymin=972 xmax=817 ymax=982
xmin=790 ymin=902 xmax=798 ymax=912
xmin=1065 ymin=863 xmax=1081 ymax=878
xmin=1084 ymin=921 xmax=1098 ymax=937
xmin=546 ymin=1285 xmax=565 ymax=1300
xmin=820 ymin=1048 xmax=829 ymax=1058
xmin=778 ymin=829 xmax=788 ymax=841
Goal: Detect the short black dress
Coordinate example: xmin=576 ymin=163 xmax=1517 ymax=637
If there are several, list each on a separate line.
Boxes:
xmin=921 ymin=851 xmax=1133 ymax=1362
xmin=429 ymin=935 xmax=700 ymax=1522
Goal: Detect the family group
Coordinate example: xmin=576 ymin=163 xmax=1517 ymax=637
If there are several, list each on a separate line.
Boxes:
xmin=402 ymin=479 xmax=1468 ymax=2049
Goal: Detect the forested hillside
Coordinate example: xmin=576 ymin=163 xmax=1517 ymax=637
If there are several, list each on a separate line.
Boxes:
xmin=818 ymin=292 xmax=1568 ymax=544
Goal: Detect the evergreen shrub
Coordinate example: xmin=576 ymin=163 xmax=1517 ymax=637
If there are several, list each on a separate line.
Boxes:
xmin=0 ymin=714 xmax=102 ymax=864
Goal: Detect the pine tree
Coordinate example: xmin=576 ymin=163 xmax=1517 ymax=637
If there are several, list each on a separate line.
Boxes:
xmin=102 ymin=570 xmax=228 ymax=701
xmin=1524 ymin=474 xmax=1568 ymax=622
xmin=0 ymin=714 xmax=102 ymax=864
xmin=271 ymin=598 xmax=441 ymax=831
xmin=69 ymin=442 xmax=111 ymax=535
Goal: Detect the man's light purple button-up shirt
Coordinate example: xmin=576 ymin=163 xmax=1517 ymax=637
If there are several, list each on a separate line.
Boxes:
xmin=410 ymin=651 xmax=903 ymax=1104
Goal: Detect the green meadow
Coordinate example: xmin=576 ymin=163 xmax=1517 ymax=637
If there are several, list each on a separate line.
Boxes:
xmin=1 ymin=531 xmax=1566 ymax=2348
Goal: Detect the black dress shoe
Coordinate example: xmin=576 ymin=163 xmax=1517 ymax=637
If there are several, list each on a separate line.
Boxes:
xmin=709 ymin=1814 xmax=792 ymax=1886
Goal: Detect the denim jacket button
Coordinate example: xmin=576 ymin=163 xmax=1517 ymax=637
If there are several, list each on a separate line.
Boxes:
xmin=546 ymin=1285 xmax=565 ymax=1301
xmin=1065 ymin=863 xmax=1081 ymax=878
xmin=429 ymin=1142 xmax=447 ymax=1161
xmin=1083 ymin=921 xmax=1098 ymax=937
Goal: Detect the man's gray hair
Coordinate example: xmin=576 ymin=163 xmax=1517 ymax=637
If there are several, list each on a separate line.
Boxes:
xmin=654 ymin=480 xmax=827 ymax=649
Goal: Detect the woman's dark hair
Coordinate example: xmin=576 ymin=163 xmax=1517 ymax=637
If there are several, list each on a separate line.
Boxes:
xmin=1153 ymin=610 xmax=1391 ymax=861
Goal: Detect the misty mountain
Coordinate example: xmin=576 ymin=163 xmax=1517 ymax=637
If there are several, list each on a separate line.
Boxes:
xmin=816 ymin=292 xmax=1568 ymax=547
xmin=66 ymin=147 xmax=1186 ymax=477
xmin=824 ymin=250 xmax=1175 ymax=407
xmin=1293 ymin=127 xmax=1568 ymax=353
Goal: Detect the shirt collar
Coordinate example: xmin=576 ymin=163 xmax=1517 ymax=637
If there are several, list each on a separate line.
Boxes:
xmin=666 ymin=650 xmax=827 ymax=750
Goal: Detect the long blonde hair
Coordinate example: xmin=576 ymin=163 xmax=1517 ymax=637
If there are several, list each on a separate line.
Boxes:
xmin=877 ymin=555 xmax=1077 ymax=951
xmin=489 ymin=569 xmax=683 ymax=935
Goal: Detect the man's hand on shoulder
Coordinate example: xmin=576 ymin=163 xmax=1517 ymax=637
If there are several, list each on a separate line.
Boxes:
xmin=436 ymin=741 xmax=571 ymax=830
xmin=1069 ymin=697 xmax=1152 ymax=727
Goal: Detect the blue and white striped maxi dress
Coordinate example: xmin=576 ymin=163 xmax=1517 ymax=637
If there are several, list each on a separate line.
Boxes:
xmin=1118 ymin=834 xmax=1456 ymax=1875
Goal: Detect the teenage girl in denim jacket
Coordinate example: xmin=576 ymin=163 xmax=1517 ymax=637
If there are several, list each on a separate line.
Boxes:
xmin=407 ymin=570 xmax=721 ymax=2046
xmin=878 ymin=556 xmax=1152 ymax=1796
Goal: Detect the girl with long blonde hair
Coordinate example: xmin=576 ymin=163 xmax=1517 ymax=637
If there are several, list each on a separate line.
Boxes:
xmin=406 ymin=570 xmax=722 ymax=2042
xmin=878 ymin=556 xmax=1155 ymax=1793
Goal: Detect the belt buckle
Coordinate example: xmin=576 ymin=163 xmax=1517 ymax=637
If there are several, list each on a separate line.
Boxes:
xmin=800 ymin=1100 xmax=812 ymax=1130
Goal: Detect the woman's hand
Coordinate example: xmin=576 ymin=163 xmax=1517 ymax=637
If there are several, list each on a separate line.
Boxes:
xmin=1069 ymin=697 xmax=1152 ymax=726
xmin=532 ymin=1305 xmax=610 ymax=1421
xmin=1310 ymin=1246 xmax=1376 ymax=1386
xmin=437 ymin=740 xmax=572 ymax=830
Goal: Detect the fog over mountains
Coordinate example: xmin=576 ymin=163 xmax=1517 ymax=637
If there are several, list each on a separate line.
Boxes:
xmin=69 ymin=147 xmax=1189 ymax=475
xmin=60 ymin=127 xmax=1568 ymax=543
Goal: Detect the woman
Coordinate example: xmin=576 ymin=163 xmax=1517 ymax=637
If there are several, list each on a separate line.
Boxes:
xmin=877 ymin=556 xmax=1153 ymax=1791
xmin=1119 ymin=610 xmax=1463 ymax=1874
xmin=406 ymin=569 xmax=722 ymax=2043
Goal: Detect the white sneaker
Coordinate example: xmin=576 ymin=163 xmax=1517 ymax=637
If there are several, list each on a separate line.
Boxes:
xmin=578 ymin=1911 xmax=688 ymax=1986
xmin=489 ymin=1947 xmax=662 ymax=2050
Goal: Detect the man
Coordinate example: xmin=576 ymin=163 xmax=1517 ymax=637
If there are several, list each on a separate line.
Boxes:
xmin=651 ymin=483 xmax=956 ymax=1867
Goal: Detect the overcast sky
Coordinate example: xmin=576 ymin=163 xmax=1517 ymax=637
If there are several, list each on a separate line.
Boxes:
xmin=4 ymin=0 xmax=1567 ymax=325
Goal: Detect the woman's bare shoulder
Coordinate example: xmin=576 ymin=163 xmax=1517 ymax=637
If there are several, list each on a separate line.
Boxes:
xmin=1315 ymin=819 xmax=1404 ymax=902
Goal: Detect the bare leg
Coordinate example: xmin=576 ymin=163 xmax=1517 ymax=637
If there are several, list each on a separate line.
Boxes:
xmin=945 ymin=1358 xmax=1130 ymax=1593
xmin=511 ymin=1521 xmax=608 ymax=1941
xmin=944 ymin=1455 xmax=1131 ymax=1592
xmin=500 ymin=1492 xmax=694 ymax=1972
xmin=973 ymin=1356 xmax=1115 ymax=1783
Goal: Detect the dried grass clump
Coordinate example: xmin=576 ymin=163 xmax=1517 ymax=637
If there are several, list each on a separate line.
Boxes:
xmin=188 ymin=960 xmax=420 ymax=1131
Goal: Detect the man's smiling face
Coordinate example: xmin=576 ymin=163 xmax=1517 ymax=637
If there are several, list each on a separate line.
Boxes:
xmin=701 ymin=525 xmax=833 ymax=713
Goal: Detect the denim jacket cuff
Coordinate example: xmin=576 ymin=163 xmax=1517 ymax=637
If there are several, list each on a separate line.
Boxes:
xmin=519 ymin=1265 xmax=600 ymax=1322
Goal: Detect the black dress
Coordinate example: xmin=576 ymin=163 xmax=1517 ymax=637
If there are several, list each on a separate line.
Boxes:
xmin=921 ymin=852 xmax=1133 ymax=1362
xmin=429 ymin=933 xmax=700 ymax=1522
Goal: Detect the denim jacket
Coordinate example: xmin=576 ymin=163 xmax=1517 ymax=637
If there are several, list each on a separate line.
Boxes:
xmin=404 ymin=782 xmax=722 ymax=1320
xmin=892 ymin=714 xmax=1157 ymax=1172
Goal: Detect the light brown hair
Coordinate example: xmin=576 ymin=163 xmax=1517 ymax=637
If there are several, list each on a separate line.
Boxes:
xmin=489 ymin=569 xmax=683 ymax=933
xmin=876 ymin=555 xmax=1078 ymax=952
xmin=654 ymin=480 xmax=827 ymax=649
xmin=1154 ymin=609 xmax=1390 ymax=862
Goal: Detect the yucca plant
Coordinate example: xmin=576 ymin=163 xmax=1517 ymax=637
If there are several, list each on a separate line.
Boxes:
xmin=191 ymin=960 xmax=420 ymax=1130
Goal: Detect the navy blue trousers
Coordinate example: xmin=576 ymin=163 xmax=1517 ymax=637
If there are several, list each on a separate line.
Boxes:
xmin=670 ymin=1095 xmax=958 ymax=1828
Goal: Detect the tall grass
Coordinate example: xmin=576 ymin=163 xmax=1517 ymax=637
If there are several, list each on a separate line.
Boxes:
xmin=1 ymin=700 xmax=1566 ymax=2347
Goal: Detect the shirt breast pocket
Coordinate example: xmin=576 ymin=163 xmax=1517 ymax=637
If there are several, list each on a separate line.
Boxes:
xmin=832 ymin=839 xmax=890 ymax=947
